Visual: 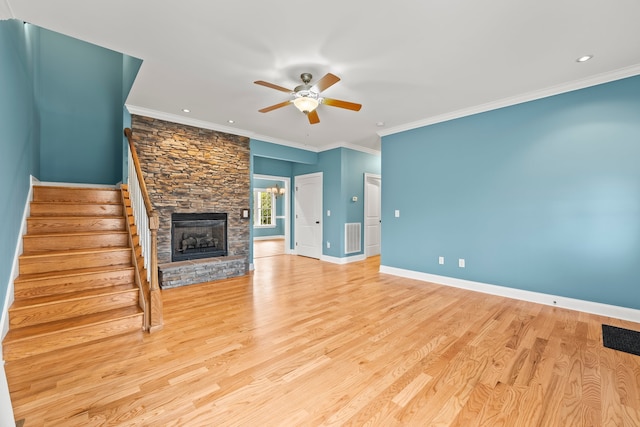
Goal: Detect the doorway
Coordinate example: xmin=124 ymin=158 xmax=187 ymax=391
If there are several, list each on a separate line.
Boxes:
xmin=252 ymin=174 xmax=290 ymax=259
xmin=364 ymin=173 xmax=381 ymax=257
xmin=294 ymin=172 xmax=323 ymax=259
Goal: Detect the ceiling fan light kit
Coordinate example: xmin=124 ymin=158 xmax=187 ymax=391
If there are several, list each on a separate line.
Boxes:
xmin=293 ymin=96 xmax=319 ymax=114
xmin=255 ymin=72 xmax=362 ymax=124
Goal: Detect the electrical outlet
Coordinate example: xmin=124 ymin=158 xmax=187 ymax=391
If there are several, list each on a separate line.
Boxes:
xmin=394 ymin=210 xmax=400 ymax=218
xmin=327 ymin=241 xmax=330 ymax=249
xmin=438 ymin=256 xmax=444 ymax=265
xmin=327 ymin=210 xmax=331 ymax=216
xmin=458 ymin=258 xmax=465 ymax=268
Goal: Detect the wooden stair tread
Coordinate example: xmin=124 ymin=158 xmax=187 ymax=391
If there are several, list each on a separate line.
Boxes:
xmin=10 ymin=284 xmax=138 ymax=310
xmin=19 ymin=246 xmax=130 ymax=259
xmin=30 ymin=200 xmax=123 ymax=206
xmin=3 ymin=306 xmax=143 ymax=343
xmin=27 ymin=216 xmax=125 ymax=221
xmin=15 ymin=265 xmax=135 ymax=283
xmin=23 ymin=230 xmax=128 ymax=238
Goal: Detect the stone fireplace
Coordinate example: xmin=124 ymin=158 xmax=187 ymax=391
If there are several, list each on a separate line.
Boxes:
xmin=130 ymin=115 xmax=250 ymax=288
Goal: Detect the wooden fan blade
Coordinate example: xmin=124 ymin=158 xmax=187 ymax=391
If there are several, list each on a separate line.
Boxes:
xmin=322 ymin=98 xmax=362 ymax=111
xmin=313 ymin=73 xmax=340 ymax=93
xmin=258 ymin=100 xmax=291 ymax=113
xmin=307 ymin=110 xmax=320 ymax=125
xmin=254 ymin=80 xmax=293 ymax=93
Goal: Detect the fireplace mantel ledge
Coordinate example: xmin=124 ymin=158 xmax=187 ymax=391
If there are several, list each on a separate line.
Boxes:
xmin=159 ymin=255 xmax=245 ymax=270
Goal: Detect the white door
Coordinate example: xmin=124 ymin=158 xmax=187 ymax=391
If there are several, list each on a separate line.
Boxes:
xmin=364 ymin=173 xmax=381 ymax=257
xmin=295 ymin=173 xmax=322 ymax=259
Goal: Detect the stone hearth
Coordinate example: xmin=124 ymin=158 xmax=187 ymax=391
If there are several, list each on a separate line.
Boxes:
xmin=131 ymin=115 xmax=250 ymax=288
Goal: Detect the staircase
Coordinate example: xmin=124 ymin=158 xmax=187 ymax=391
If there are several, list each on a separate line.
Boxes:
xmin=2 ymin=186 xmax=144 ymax=361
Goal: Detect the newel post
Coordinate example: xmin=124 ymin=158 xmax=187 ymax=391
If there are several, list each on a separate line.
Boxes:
xmin=149 ymin=212 xmax=163 ymax=332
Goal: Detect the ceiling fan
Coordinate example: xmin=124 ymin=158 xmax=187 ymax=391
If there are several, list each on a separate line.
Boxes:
xmin=254 ymin=72 xmax=362 ymax=124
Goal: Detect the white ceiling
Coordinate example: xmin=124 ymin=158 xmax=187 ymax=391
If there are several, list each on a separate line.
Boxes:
xmin=5 ymin=0 xmax=640 ymax=153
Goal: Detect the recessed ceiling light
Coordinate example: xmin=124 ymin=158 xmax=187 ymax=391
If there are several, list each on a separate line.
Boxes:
xmin=182 ymin=108 xmax=190 ymax=113
xmin=228 ymin=120 xmax=235 ymax=124
xmin=576 ymin=55 xmax=593 ymax=63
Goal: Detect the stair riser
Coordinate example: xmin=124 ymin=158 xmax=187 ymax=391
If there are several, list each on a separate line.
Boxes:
xmin=30 ymin=203 xmax=123 ymax=217
xmin=10 ymin=290 xmax=139 ymax=328
xmin=14 ymin=268 xmax=135 ymax=299
xmin=33 ymin=187 xmax=121 ymax=204
xmin=20 ymin=250 xmax=132 ymax=275
xmin=27 ymin=218 xmax=126 ymax=234
xmin=2 ymin=314 xmax=143 ymax=361
xmin=23 ymin=233 xmax=129 ymax=254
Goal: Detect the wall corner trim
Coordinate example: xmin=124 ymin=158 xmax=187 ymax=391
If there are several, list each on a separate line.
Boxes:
xmin=379 ymin=265 xmax=640 ymax=323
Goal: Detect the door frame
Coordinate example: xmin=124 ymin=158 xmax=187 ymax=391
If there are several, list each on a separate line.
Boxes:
xmin=294 ymin=172 xmax=323 ymax=258
xmin=253 ymin=174 xmax=291 ymax=255
xmin=364 ymin=173 xmax=382 ymax=257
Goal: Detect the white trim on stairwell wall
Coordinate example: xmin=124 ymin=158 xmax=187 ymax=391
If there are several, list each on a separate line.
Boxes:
xmin=0 ymin=360 xmax=14 ymax=427
xmin=0 ymin=174 xmax=35 ymax=427
xmin=0 ymin=175 xmax=37 ymax=345
xmin=379 ymin=265 xmax=640 ymax=324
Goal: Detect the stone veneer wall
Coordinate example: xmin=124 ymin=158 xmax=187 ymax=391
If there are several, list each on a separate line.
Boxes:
xmin=130 ymin=115 xmax=250 ymax=284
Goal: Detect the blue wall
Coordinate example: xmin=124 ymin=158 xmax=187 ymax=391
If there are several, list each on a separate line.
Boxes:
xmin=251 ymin=143 xmax=381 ymax=259
xmin=0 ymin=20 xmax=142 ymax=316
xmin=381 ymin=75 xmax=640 ymax=310
xmin=36 ymin=26 xmax=140 ymax=185
xmin=0 ymin=20 xmax=40 ymax=316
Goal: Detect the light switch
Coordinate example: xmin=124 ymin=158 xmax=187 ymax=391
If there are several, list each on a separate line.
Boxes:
xmin=327 ymin=210 xmax=331 ymax=216
xmin=394 ymin=210 xmax=400 ymax=218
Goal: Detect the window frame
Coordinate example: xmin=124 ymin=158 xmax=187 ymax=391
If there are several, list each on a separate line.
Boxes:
xmin=253 ymin=188 xmax=276 ymax=228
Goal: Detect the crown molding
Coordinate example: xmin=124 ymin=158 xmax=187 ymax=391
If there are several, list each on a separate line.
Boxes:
xmin=125 ymin=104 xmax=324 ymax=153
xmin=378 ymin=64 xmax=640 ymax=138
xmin=319 ymin=141 xmax=381 ymax=156
xmin=125 ymin=105 xmax=250 ymax=138
xmin=126 ymin=105 xmax=383 ymax=155
xmin=0 ymin=0 xmax=15 ymax=20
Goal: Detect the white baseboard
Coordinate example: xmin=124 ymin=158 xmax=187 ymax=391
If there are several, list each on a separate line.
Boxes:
xmin=322 ymin=254 xmax=366 ymax=265
xmin=0 ymin=175 xmax=35 ymax=425
xmin=253 ymin=236 xmax=285 ymax=241
xmin=379 ymin=265 xmax=640 ymax=324
xmin=1 ymin=175 xmax=37 ymax=346
xmin=0 ymin=361 xmax=15 ymax=427
xmin=36 ymin=180 xmax=118 ymax=188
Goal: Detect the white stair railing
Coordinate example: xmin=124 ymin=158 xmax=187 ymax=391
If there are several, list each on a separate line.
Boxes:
xmin=124 ymin=128 xmax=163 ymax=332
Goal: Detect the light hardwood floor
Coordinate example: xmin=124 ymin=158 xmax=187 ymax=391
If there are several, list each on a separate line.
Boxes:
xmin=253 ymin=239 xmax=286 ymax=258
xmin=5 ymin=255 xmax=640 ymax=426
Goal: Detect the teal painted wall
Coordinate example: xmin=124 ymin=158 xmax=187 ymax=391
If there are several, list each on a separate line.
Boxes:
xmin=36 ymin=27 xmax=140 ymax=185
xmin=251 ymin=139 xmax=317 ymax=164
xmin=0 ymin=20 xmax=40 ymax=315
xmin=294 ymin=149 xmax=343 ymax=257
xmin=251 ymin=143 xmax=381 ymax=259
xmin=253 ymin=156 xmax=294 ymax=177
xmin=293 ymin=148 xmax=381 ymax=258
xmin=381 ymin=75 xmax=640 ymax=310
xmin=1 ymin=21 xmax=142 ymax=315
xmin=253 ymin=178 xmax=285 ymax=238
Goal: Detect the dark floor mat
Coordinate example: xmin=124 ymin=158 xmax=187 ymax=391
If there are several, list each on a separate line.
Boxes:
xmin=602 ymin=324 xmax=640 ymax=356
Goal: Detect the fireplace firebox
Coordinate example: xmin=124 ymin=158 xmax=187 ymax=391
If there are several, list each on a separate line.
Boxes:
xmin=171 ymin=213 xmax=227 ymax=262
